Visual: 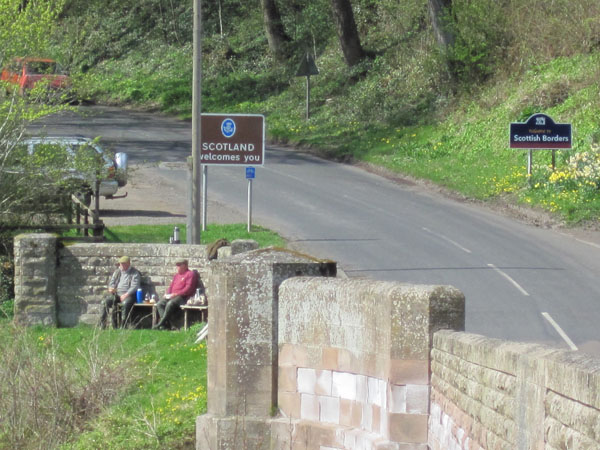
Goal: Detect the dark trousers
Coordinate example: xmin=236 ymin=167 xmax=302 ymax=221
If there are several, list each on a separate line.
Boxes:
xmin=99 ymin=293 xmax=135 ymax=328
xmin=155 ymin=295 xmax=187 ymax=328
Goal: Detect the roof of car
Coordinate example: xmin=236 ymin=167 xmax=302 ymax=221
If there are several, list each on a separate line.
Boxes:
xmin=24 ymin=136 xmax=92 ymax=144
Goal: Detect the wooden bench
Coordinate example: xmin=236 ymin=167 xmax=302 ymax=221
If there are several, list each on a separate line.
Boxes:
xmin=180 ymin=305 xmax=208 ymax=330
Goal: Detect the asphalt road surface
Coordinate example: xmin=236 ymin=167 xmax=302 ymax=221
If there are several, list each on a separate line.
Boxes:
xmin=31 ymin=106 xmax=600 ymax=355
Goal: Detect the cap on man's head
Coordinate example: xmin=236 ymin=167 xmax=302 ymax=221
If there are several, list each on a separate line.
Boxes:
xmin=175 ymin=258 xmax=188 ymax=266
xmin=118 ymin=256 xmax=131 ymax=264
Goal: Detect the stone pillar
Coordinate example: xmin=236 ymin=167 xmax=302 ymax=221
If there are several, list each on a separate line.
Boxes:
xmin=13 ymin=233 xmax=58 ymax=326
xmin=387 ymin=284 xmax=465 ymax=446
xmin=196 ymin=248 xmax=336 ymax=450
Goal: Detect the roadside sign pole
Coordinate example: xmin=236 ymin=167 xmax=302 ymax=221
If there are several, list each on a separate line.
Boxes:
xmin=306 ymin=75 xmax=311 ymax=120
xmin=202 ymin=165 xmax=207 ymax=232
xmin=246 ymin=167 xmax=255 ymax=232
xmin=247 ymin=178 xmax=252 ymax=232
xmin=296 ymin=52 xmax=319 ymax=121
xmin=199 ymin=115 xmax=264 ymax=232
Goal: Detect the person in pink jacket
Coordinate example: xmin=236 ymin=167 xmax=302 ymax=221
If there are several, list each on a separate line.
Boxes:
xmin=153 ymin=258 xmax=198 ymax=329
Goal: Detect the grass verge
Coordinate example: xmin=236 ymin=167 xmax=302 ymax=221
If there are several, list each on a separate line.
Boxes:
xmin=102 ymin=223 xmax=286 ymax=247
xmin=0 ymin=320 xmax=206 ymax=450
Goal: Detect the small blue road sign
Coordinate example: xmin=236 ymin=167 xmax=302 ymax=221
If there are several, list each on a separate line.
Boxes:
xmin=246 ymin=167 xmax=255 ymax=179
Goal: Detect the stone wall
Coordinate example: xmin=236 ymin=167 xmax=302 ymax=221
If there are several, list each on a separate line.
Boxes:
xmin=196 ymin=248 xmax=337 ymax=449
xmin=429 ymin=331 xmax=600 ymax=450
xmin=13 ymin=233 xmax=257 ymax=327
xmin=272 ymin=278 xmax=465 ymax=450
xmin=13 ymin=234 xmax=58 ymax=326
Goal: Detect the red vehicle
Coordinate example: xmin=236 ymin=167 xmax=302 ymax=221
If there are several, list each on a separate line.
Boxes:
xmin=1 ymin=57 xmax=70 ymax=95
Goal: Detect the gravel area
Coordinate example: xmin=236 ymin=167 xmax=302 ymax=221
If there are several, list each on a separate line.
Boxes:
xmin=100 ymin=163 xmax=245 ymax=227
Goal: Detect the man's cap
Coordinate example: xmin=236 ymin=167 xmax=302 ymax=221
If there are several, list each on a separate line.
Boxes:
xmin=175 ymin=258 xmax=188 ymax=265
xmin=118 ymin=256 xmax=131 ymax=264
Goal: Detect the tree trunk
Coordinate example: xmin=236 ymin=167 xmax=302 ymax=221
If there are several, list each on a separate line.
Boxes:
xmin=330 ymin=0 xmax=365 ymax=67
xmin=260 ymin=0 xmax=291 ymax=61
xmin=428 ymin=0 xmax=454 ymax=48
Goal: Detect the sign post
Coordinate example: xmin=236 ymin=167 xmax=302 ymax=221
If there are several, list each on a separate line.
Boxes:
xmin=202 ymin=165 xmax=207 ymax=231
xmin=200 ymin=114 xmax=265 ymax=230
xmin=509 ymin=113 xmax=572 ymax=176
xmin=246 ymin=167 xmax=255 ymax=232
xmin=295 ymin=52 xmax=319 ymax=120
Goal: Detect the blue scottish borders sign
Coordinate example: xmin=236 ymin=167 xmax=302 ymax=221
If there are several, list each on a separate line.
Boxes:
xmin=510 ymin=113 xmax=572 ymax=149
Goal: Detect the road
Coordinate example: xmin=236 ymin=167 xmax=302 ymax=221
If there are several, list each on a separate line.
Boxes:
xmin=31 ymin=106 xmax=600 ymax=355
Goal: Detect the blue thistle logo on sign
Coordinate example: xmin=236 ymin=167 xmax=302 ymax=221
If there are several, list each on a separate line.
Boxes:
xmin=221 ymin=119 xmax=236 ymax=138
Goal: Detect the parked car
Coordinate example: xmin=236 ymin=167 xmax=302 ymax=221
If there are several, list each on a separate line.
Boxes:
xmin=1 ymin=57 xmax=70 ymax=95
xmin=17 ymin=137 xmax=128 ymax=204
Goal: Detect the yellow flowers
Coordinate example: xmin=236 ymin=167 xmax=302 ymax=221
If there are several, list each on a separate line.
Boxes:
xmin=190 ymin=342 xmax=205 ymax=352
xmin=547 ymin=148 xmax=600 ymax=189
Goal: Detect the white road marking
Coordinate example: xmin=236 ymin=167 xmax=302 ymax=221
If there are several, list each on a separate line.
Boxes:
xmin=542 ymin=312 xmax=578 ymax=351
xmin=422 ymin=227 xmax=472 ymax=254
xmin=574 ymin=238 xmax=600 ymax=249
xmin=487 ymin=263 xmax=530 ymax=296
xmin=557 ymin=232 xmax=600 ymax=249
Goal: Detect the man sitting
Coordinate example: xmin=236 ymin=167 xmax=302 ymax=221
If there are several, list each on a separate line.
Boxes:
xmin=153 ymin=258 xmax=198 ymax=329
xmin=98 ymin=256 xmax=141 ymax=329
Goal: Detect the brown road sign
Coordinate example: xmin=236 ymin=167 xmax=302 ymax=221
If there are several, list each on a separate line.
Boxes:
xmin=201 ymin=114 xmax=265 ymax=166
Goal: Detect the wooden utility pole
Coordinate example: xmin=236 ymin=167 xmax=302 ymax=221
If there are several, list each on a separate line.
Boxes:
xmin=189 ymin=0 xmax=202 ymax=244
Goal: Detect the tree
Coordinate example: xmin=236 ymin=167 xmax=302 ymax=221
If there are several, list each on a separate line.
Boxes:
xmin=260 ymin=0 xmax=291 ymax=61
xmin=0 ymin=97 xmax=67 ymax=223
xmin=428 ymin=0 xmax=454 ymax=49
xmin=330 ymin=0 xmax=365 ymax=67
xmin=0 ymin=0 xmax=65 ymax=62
xmin=0 ymin=0 xmax=101 ymax=225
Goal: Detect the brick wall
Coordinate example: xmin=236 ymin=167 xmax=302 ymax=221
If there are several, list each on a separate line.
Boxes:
xmin=429 ymin=331 xmax=600 ymax=450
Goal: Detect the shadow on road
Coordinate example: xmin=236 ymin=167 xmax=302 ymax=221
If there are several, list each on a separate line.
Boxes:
xmin=101 ymin=209 xmax=186 ymax=219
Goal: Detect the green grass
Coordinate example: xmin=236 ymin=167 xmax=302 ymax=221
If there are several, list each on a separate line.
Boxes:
xmin=60 ymin=222 xmax=286 ymax=247
xmin=0 ymin=223 xmax=285 ymax=448
xmin=0 ymin=320 xmax=206 ymax=449
xmin=63 ymin=325 xmax=207 ymax=450
xmin=102 ymin=223 xmax=286 ymax=247
xmin=0 ymin=299 xmax=13 ymax=319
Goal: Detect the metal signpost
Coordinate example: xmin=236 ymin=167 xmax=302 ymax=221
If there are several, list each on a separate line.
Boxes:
xmin=246 ymin=167 xmax=255 ymax=232
xmin=200 ymin=114 xmax=265 ymax=231
xmin=296 ymin=52 xmax=319 ymax=120
xmin=509 ymin=113 xmax=572 ymax=176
